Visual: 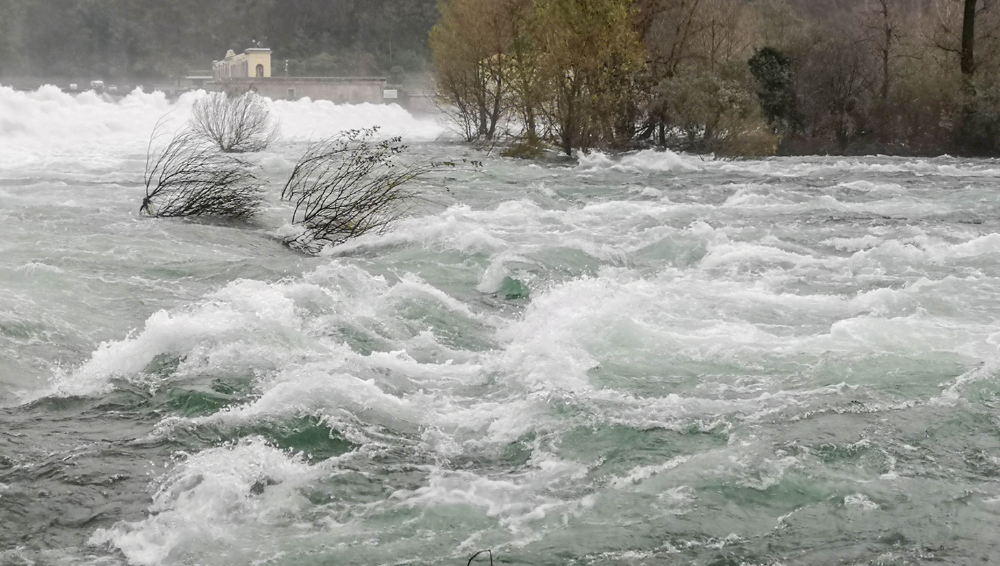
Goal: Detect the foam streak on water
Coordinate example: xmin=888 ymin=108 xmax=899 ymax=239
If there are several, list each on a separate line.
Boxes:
xmin=2 ymin=86 xmax=1000 ymax=565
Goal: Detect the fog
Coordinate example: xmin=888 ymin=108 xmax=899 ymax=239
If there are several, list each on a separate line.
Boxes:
xmin=0 ymin=0 xmax=439 ymax=82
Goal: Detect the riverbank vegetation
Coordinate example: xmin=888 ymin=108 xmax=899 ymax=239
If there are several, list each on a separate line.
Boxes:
xmin=431 ymin=0 xmax=1000 ymax=157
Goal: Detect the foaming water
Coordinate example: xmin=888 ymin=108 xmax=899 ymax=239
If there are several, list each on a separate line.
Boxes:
xmin=2 ymin=93 xmax=1000 ymax=565
xmin=578 ymin=149 xmax=700 ymax=172
xmin=0 ymin=85 xmax=444 ymax=172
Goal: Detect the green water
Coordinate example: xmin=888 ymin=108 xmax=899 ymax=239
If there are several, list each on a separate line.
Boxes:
xmin=3 ymin=89 xmax=1000 ymax=565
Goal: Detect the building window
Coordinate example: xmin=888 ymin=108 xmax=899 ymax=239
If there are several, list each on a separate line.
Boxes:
xmin=256 ymin=64 xmax=264 ymax=78
xmin=287 ymin=88 xmax=296 ymax=100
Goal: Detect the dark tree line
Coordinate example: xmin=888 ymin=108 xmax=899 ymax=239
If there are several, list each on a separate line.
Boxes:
xmin=0 ymin=0 xmax=439 ymax=79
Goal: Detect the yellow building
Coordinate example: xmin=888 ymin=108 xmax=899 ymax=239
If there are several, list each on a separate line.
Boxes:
xmin=213 ymin=48 xmax=272 ymax=80
xmin=211 ymin=46 xmax=389 ymax=105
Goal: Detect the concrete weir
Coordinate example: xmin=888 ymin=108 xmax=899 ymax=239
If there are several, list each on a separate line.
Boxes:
xmin=218 ymin=77 xmax=387 ymax=104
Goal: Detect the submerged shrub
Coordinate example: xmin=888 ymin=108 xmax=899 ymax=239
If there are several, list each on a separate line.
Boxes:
xmin=140 ymin=128 xmax=264 ymax=219
xmin=709 ymin=111 xmax=780 ymax=158
xmin=280 ymin=127 xmax=449 ymax=254
xmin=189 ymin=90 xmax=280 ymax=153
xmin=501 ymin=137 xmax=549 ymax=159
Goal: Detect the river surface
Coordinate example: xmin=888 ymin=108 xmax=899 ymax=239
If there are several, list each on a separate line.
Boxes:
xmin=2 ymin=86 xmax=1000 ymax=566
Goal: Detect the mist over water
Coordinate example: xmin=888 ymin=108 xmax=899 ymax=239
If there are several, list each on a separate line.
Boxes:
xmin=2 ymin=85 xmax=1000 ymax=565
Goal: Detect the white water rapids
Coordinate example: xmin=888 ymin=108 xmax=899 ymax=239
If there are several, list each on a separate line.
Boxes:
xmin=2 ymin=85 xmax=1000 ymax=565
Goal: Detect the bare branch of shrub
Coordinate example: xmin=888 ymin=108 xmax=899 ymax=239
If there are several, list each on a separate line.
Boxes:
xmin=189 ymin=90 xmax=280 ymax=153
xmin=467 ymin=550 xmax=494 ymax=566
xmin=140 ymin=124 xmax=264 ymax=220
xmin=280 ymin=127 xmax=453 ymax=254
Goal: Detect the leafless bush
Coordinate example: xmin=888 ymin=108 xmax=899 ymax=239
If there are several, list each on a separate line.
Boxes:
xmin=190 ymin=90 xmax=280 ymax=153
xmin=280 ymin=128 xmax=451 ymax=254
xmin=140 ymin=127 xmax=264 ymax=219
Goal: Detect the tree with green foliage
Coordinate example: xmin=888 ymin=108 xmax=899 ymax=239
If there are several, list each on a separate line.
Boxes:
xmin=430 ymin=0 xmax=515 ymax=141
xmin=533 ymin=0 xmax=647 ymax=153
xmin=748 ymin=47 xmax=797 ymax=132
xmin=505 ymin=0 xmax=544 ymax=142
xmin=430 ymin=0 xmax=646 ymax=153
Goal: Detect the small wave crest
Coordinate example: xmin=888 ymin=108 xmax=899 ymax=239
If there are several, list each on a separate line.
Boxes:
xmin=578 ymin=149 xmax=701 ymax=173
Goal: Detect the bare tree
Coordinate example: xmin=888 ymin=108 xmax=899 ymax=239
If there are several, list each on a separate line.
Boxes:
xmin=929 ymin=0 xmax=1000 ymax=75
xmin=280 ymin=128 xmax=450 ymax=254
xmin=859 ymin=0 xmax=904 ymax=100
xmin=189 ymin=90 xmax=280 ymax=153
xmin=643 ymin=0 xmax=705 ymax=78
xmin=140 ymin=127 xmax=264 ymax=219
xmin=690 ymin=0 xmax=762 ymax=72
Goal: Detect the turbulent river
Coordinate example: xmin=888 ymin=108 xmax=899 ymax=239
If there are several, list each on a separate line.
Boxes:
xmin=2 ymin=86 xmax=1000 ymax=566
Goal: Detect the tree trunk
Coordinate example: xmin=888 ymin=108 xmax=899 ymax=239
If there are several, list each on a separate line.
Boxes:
xmin=525 ymin=109 xmax=537 ymax=141
xmin=488 ymin=75 xmax=503 ymax=140
xmin=958 ymin=0 xmax=979 ymax=153
xmin=561 ymin=86 xmax=576 ymax=155
xmin=479 ymin=99 xmax=489 ymax=140
xmin=562 ymin=100 xmax=575 ymax=155
xmin=881 ymin=0 xmax=891 ymax=100
xmin=479 ymin=102 xmax=489 ymax=140
xmin=962 ymin=0 xmax=978 ymax=78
